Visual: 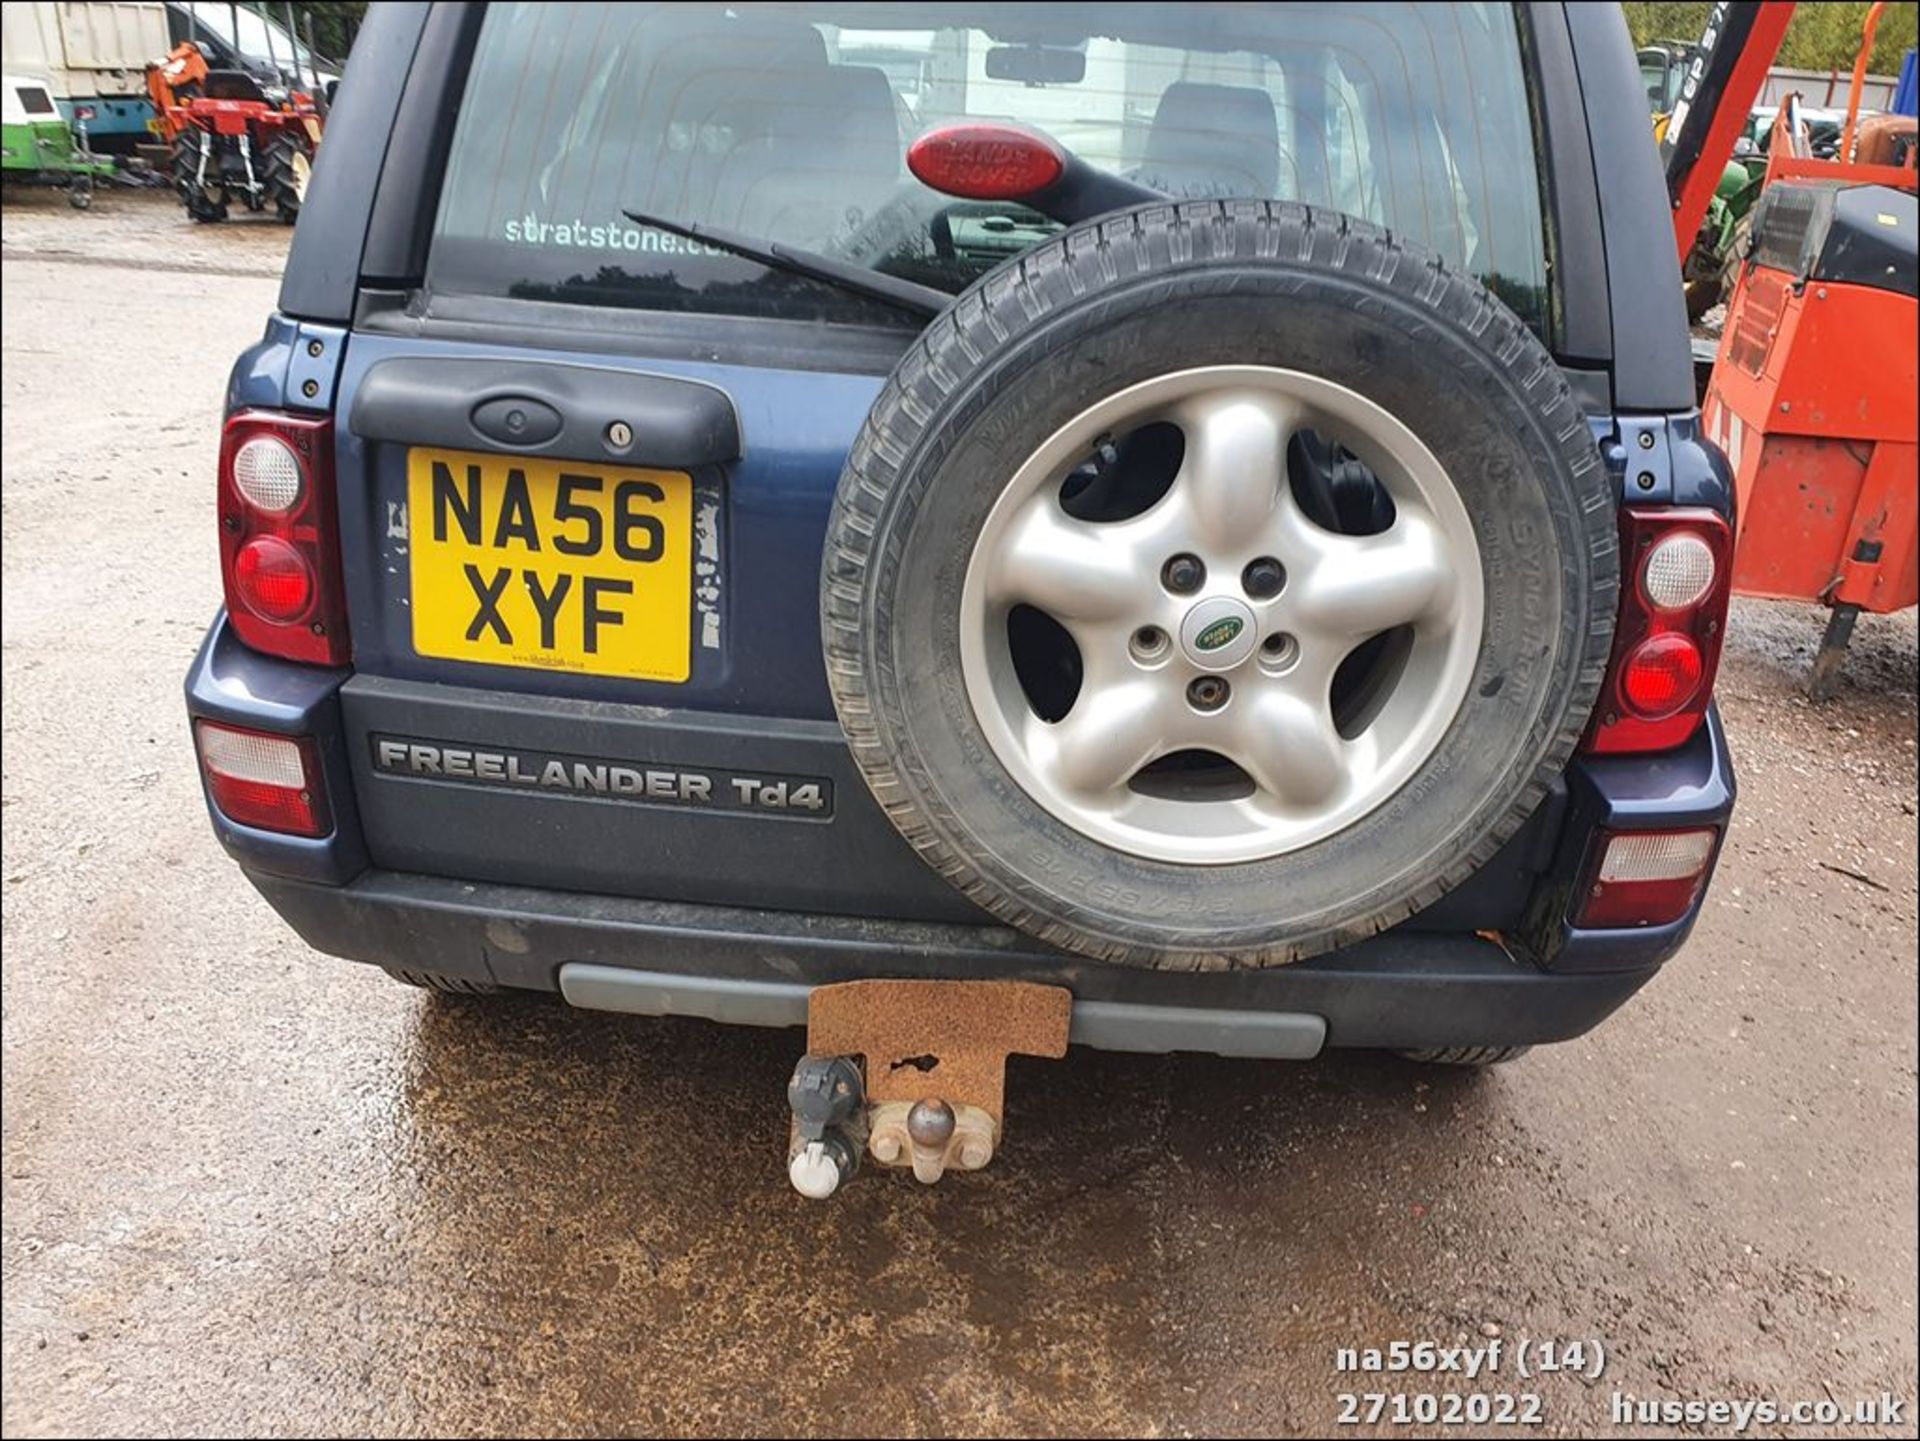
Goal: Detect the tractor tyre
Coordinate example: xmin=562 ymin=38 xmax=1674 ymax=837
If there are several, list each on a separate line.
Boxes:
xmin=261 ymin=129 xmax=311 ymax=225
xmin=170 ymin=129 xmax=227 ymax=223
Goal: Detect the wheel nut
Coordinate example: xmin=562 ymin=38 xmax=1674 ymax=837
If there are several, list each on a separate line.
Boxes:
xmin=1260 ymin=632 xmax=1300 ymax=673
xmin=1188 ymin=676 xmax=1230 ymax=712
xmin=1242 ymin=557 xmax=1286 ymax=599
xmin=1130 ymin=626 xmax=1169 ymax=663
xmin=1162 ymin=553 xmax=1205 ymax=594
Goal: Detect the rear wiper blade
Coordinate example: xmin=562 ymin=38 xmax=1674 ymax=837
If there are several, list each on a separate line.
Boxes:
xmin=622 ymin=210 xmax=951 ymax=318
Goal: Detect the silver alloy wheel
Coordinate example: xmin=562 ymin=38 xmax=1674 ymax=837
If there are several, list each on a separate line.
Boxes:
xmin=959 ymin=366 xmax=1484 ymax=865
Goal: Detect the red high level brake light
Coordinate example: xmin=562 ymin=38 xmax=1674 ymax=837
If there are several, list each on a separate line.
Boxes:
xmin=907 ymin=123 xmax=1065 ymax=201
xmin=218 ymin=411 xmax=349 ymax=665
xmin=1585 ymin=508 xmax=1733 ymax=754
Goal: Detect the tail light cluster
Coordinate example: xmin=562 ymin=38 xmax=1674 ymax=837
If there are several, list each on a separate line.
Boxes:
xmin=1584 ymin=508 xmax=1733 ymax=754
xmin=194 ymin=721 xmax=331 ymax=837
xmin=219 ymin=410 xmax=349 ymax=665
xmin=1572 ymin=827 xmax=1720 ymax=929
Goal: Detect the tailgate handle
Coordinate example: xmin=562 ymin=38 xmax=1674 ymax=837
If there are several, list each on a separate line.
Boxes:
xmin=471 ymin=395 xmax=563 ymax=447
xmin=350 ymin=358 xmax=741 ymax=468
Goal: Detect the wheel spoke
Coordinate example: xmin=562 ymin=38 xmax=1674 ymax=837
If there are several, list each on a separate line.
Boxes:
xmin=1228 ymin=687 xmax=1348 ymax=810
xmin=1286 ymin=509 xmax=1455 ymax=642
xmin=990 ymin=499 xmax=1147 ymax=624
xmin=1175 ymin=390 xmax=1294 ymax=550
xmin=1026 ymin=681 xmax=1173 ymax=800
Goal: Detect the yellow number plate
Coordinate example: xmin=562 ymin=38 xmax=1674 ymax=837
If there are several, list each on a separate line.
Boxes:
xmin=407 ymin=447 xmax=692 ymax=683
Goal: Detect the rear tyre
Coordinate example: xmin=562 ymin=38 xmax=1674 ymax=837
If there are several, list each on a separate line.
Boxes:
xmin=1399 ymin=1045 xmax=1532 ymax=1067
xmin=381 ymin=966 xmax=503 ymax=997
xmin=822 ymin=200 xmax=1615 ymax=969
xmin=261 ymin=130 xmax=310 ymax=225
xmin=170 ymin=129 xmax=227 ymax=223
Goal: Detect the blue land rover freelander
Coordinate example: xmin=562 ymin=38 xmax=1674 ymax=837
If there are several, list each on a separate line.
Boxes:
xmin=188 ymin=2 xmax=1736 ymax=1188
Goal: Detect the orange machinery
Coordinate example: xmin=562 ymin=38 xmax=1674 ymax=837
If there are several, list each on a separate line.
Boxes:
xmin=1695 ymin=2 xmax=1918 ymax=697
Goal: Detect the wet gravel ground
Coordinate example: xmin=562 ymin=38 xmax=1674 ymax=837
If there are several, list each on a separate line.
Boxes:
xmin=3 ymin=192 xmax=1916 ymax=1437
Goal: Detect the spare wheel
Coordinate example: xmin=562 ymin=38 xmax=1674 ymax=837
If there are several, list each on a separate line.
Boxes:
xmin=821 ymin=201 xmax=1617 ymax=968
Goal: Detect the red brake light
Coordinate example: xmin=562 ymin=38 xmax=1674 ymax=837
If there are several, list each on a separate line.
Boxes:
xmin=1585 ymin=508 xmax=1732 ymax=754
xmin=218 ymin=410 xmax=349 ymax=665
xmin=1619 ymin=633 xmax=1705 ymax=719
xmin=908 ymin=123 xmax=1065 ymax=200
xmin=234 ymin=535 xmax=315 ymax=622
xmin=194 ymin=721 xmax=331 ymax=837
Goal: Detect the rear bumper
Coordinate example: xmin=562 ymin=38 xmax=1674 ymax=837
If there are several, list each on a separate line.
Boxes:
xmin=247 ymin=866 xmax=1667 ymax=1056
xmin=189 ymin=612 xmax=1736 ymax=1058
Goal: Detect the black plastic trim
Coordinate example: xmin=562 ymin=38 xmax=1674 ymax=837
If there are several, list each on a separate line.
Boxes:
xmin=247 ymin=868 xmax=1663 ymax=1053
xmin=1564 ymin=2 xmax=1695 ymax=409
xmin=1562 ymin=365 xmax=1614 ymax=417
xmin=1027 ymin=150 xmax=1169 ymax=224
xmin=1526 ymin=3 xmax=1612 ymax=370
xmin=360 ymin=1 xmax=484 ymax=285
xmin=277 ymin=2 xmax=431 ymax=322
xmin=354 ymin=289 xmax=921 ymax=377
xmin=349 ymin=356 xmax=742 ymax=467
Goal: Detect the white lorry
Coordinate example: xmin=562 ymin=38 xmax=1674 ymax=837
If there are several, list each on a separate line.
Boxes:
xmin=0 ymin=2 xmax=168 ymax=149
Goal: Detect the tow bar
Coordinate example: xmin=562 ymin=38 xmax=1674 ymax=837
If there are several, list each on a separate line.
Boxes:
xmin=785 ymin=980 xmax=1072 ymax=1198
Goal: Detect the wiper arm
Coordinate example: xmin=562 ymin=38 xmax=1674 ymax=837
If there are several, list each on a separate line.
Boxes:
xmin=622 ymin=210 xmax=951 ymax=318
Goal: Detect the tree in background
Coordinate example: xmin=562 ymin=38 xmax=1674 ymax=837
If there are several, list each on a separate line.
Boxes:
xmin=1623 ymin=1 xmax=1918 ymax=74
xmin=295 ymin=2 xmax=367 ymax=64
xmin=221 ymin=2 xmax=366 ymax=65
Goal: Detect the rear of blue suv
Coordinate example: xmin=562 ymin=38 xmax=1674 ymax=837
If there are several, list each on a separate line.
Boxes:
xmin=189 ymin=2 xmax=1734 ymax=1070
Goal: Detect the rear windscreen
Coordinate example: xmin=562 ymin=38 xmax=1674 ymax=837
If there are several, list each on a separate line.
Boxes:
xmin=431 ymin=2 xmax=1550 ymax=332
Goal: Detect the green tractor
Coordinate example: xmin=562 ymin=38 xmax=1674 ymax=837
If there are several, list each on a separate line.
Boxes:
xmin=1640 ymin=42 xmax=1768 ymax=323
xmin=1682 ymin=152 xmax=1767 ymax=322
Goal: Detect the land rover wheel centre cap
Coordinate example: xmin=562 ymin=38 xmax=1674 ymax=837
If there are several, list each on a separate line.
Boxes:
xmin=1178 ymin=596 xmax=1259 ymax=672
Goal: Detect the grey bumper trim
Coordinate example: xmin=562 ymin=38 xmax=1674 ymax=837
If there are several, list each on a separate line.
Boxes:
xmin=558 ymin=963 xmax=1327 ymax=1059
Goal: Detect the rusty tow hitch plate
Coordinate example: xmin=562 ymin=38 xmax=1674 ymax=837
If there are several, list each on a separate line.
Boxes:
xmin=797 ymin=980 xmax=1071 ymax=1192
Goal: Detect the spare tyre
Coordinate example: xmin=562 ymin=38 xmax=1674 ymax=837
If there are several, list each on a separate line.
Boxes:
xmin=821 ymin=200 xmax=1616 ymax=968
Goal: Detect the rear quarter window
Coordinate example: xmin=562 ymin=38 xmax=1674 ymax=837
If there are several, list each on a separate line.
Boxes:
xmin=429 ymin=2 xmax=1551 ymax=334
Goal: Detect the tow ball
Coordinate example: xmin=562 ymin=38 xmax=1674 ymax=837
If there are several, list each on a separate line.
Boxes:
xmin=784 ymin=980 xmax=1073 ymax=1198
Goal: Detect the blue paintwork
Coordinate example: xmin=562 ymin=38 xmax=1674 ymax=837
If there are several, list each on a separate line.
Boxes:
xmin=227 ymin=315 xmax=303 ymax=411
xmin=1541 ymin=705 xmax=1736 ymax=974
xmin=184 ymin=611 xmax=368 ymax=885
xmin=1591 ymin=410 xmax=1736 ymax=512
xmin=194 ymin=310 xmax=1741 ymax=993
xmin=286 ymin=322 xmax=348 ymax=413
xmin=1662 ymin=411 xmax=1736 ymax=513
xmin=324 ymin=328 xmax=882 ymax=721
